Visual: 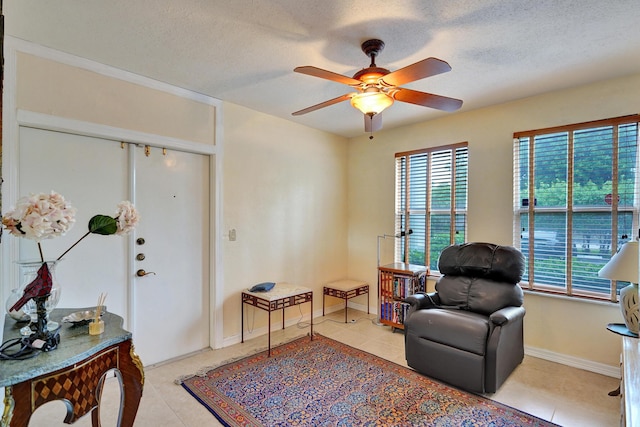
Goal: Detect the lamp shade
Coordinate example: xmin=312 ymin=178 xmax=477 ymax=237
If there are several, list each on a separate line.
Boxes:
xmin=350 ymin=90 xmax=394 ymax=115
xmin=598 ymin=240 xmax=639 ymax=284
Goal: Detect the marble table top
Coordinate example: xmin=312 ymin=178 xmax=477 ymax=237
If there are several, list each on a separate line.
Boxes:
xmin=0 ymin=307 xmax=131 ymax=387
xmin=242 ymin=282 xmax=312 ymax=301
xmin=324 ymin=279 xmax=368 ymax=291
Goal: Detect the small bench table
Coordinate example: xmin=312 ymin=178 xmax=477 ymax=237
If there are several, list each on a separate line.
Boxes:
xmin=323 ymin=279 xmax=369 ymax=323
xmin=241 ymin=283 xmax=313 ymax=356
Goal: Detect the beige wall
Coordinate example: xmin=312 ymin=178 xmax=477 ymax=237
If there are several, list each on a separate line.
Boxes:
xmin=222 ymin=103 xmax=349 ymax=337
xmin=347 ymin=73 xmax=640 ymax=368
xmin=16 ymin=52 xmax=215 ymax=145
xmin=9 ymin=50 xmax=350 ymax=343
xmin=9 ymin=45 xmax=639 ymax=368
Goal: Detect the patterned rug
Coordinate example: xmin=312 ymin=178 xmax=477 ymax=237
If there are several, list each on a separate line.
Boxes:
xmin=178 ymin=334 xmax=558 ymax=427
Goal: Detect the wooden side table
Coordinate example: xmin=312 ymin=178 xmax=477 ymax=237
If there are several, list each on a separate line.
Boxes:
xmin=322 ymin=280 xmax=369 ymax=323
xmin=241 ymin=283 xmax=313 ymax=356
xmin=1 ymin=308 xmax=144 ymax=427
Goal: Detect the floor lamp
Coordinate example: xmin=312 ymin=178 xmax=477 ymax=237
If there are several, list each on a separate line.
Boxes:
xmin=375 ymin=229 xmax=412 ymax=326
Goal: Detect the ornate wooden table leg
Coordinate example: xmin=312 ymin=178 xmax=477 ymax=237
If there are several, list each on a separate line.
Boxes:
xmin=2 ymin=387 xmax=16 ymax=427
xmin=115 ymin=340 xmax=144 ymax=427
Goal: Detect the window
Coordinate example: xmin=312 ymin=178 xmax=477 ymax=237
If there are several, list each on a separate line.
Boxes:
xmin=395 ymin=143 xmax=468 ymax=271
xmin=513 ymin=115 xmax=640 ymax=300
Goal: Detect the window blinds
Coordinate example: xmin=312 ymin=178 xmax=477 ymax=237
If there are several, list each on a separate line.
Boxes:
xmin=395 ymin=143 xmax=468 ymax=270
xmin=514 ymin=115 xmax=640 ymax=300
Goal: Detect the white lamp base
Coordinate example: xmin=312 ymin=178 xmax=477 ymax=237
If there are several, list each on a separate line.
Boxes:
xmin=620 ymin=283 xmax=639 ymax=335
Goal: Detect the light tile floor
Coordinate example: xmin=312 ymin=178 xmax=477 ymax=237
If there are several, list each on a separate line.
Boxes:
xmin=26 ymin=310 xmax=620 ymax=426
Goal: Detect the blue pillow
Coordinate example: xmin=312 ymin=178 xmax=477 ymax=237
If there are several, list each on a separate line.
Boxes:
xmin=249 ymin=282 xmax=275 ymax=292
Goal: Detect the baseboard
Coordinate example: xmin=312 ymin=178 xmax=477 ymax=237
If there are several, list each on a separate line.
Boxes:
xmin=524 ymin=345 xmax=620 ymax=378
xmin=226 ymin=307 xmax=619 ymax=379
xmin=322 ymin=300 xmax=371 ymax=316
xmin=345 ymin=300 xmax=370 ymax=314
xmin=224 ymin=301 xmax=372 ymax=347
xmin=224 ymin=306 xmax=316 ymax=347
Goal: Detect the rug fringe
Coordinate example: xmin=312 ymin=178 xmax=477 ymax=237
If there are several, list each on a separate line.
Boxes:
xmin=174 ymin=333 xmax=314 ymax=385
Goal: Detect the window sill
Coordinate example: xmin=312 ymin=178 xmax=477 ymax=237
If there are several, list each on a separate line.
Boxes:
xmin=522 ymin=288 xmax=619 ymax=308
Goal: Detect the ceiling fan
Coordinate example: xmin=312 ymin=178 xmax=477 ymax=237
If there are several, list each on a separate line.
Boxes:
xmin=292 ymin=39 xmax=463 ymax=135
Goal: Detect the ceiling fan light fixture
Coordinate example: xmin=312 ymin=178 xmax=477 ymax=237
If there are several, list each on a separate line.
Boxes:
xmin=350 ymin=89 xmax=394 ymax=115
xmin=293 ymin=38 xmax=462 ymax=133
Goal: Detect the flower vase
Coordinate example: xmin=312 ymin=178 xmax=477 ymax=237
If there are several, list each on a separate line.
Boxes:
xmin=5 ymin=287 xmax=31 ymax=322
xmin=620 ymin=282 xmax=639 ymax=335
xmin=17 ymin=260 xmax=62 ymax=334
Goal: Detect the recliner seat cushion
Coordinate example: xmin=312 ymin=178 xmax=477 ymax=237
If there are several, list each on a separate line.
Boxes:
xmin=438 ymin=242 xmax=525 ymax=284
xmin=405 ymin=332 xmax=486 ymax=394
xmin=405 ymin=308 xmax=489 ymax=355
xmin=436 ymin=276 xmax=524 ymax=315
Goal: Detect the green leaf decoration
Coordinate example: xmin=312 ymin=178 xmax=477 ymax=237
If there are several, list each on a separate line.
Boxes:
xmin=88 ymin=215 xmax=118 ymax=235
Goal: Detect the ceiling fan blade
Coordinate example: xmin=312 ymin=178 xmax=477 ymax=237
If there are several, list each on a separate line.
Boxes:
xmin=393 ymin=88 xmax=463 ymax=112
xmin=364 ymin=113 xmax=383 ymax=132
xmin=292 ymin=93 xmax=355 ymax=116
xmin=294 ymin=66 xmax=362 ymax=86
xmin=381 ymin=58 xmax=452 ymax=87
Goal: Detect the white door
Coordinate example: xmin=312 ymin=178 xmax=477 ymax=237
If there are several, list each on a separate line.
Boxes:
xmin=16 ymin=127 xmax=210 ymax=365
xmin=132 ymin=144 xmax=210 ymax=365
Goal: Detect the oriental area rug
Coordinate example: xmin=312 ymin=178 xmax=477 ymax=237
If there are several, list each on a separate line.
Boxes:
xmin=178 ymin=334 xmax=557 ymax=427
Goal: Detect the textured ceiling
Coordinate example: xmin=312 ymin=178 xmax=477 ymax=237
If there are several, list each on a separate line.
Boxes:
xmin=5 ymin=0 xmax=640 ymax=138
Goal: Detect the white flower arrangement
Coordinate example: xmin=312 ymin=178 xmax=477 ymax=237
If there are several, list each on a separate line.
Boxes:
xmin=115 ymin=201 xmax=139 ymax=236
xmin=2 ymin=191 xmax=140 ymax=262
xmin=1 ymin=191 xmax=76 ymax=241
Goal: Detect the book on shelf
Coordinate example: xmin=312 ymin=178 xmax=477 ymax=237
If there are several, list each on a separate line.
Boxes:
xmin=379 ymin=267 xmax=429 ymax=325
xmin=380 ymin=298 xmax=411 ymax=324
xmin=390 ymin=275 xmax=426 ymax=299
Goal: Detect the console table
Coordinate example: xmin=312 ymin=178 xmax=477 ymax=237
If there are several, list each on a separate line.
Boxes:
xmin=1 ymin=308 xmax=144 ymax=427
xmin=241 ymin=283 xmax=313 ymax=356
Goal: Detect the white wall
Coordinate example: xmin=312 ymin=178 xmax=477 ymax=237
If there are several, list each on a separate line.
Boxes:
xmin=347 ymin=72 xmax=640 ymax=370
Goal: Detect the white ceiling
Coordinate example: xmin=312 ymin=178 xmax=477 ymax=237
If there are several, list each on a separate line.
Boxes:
xmin=5 ymin=1 xmax=640 ymax=138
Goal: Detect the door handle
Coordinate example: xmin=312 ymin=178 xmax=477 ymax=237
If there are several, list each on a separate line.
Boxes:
xmin=136 ymin=269 xmax=156 ymax=277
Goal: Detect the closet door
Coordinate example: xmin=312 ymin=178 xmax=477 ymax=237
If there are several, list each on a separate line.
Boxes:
xmin=18 ymin=128 xmax=130 ymax=315
xmin=17 ymin=127 xmax=210 ymax=365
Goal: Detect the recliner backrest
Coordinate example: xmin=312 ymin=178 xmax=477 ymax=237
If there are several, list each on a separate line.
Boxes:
xmin=438 ymin=242 xmax=525 ymax=284
xmin=435 ymin=275 xmax=524 ymax=315
xmin=435 ymin=242 xmax=525 ymax=315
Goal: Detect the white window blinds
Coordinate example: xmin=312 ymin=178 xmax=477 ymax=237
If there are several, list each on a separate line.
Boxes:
xmin=513 ymin=115 xmax=640 ymax=300
xmin=395 ymin=143 xmax=468 ymax=271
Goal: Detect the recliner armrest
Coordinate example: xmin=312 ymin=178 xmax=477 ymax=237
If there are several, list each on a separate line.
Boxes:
xmin=404 ymin=292 xmax=440 ymax=310
xmin=490 ymin=306 xmax=525 ymax=326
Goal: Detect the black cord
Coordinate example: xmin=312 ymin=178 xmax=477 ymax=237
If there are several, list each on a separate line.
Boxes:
xmin=0 ymin=337 xmax=41 ymax=360
xmin=0 ymin=330 xmax=61 ymax=360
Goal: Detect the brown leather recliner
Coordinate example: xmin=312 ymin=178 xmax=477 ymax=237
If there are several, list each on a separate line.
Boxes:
xmin=404 ymin=242 xmax=526 ymax=393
